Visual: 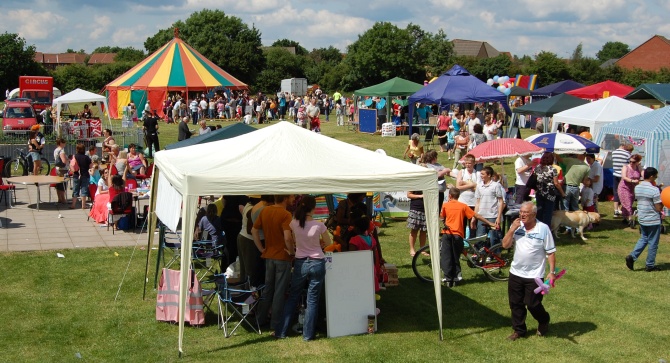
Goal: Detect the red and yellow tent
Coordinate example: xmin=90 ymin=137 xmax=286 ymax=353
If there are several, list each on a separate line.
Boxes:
xmin=104 ymin=36 xmax=247 ymax=119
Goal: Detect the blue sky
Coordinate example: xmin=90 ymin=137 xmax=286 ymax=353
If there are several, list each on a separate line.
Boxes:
xmin=1 ymin=0 xmax=668 ymax=58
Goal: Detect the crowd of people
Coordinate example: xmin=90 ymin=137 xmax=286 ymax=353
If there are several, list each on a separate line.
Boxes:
xmin=189 ymin=192 xmax=383 ymax=341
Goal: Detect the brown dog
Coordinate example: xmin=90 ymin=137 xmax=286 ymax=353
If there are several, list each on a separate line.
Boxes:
xmin=550 ymin=210 xmax=601 ymax=241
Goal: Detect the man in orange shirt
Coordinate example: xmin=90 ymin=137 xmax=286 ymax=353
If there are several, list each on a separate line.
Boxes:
xmin=252 ymin=194 xmax=295 ymax=331
xmin=440 ymin=187 xmax=496 ymax=287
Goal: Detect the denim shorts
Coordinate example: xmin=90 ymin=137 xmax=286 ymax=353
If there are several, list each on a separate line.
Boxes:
xmin=72 ymin=176 xmax=90 ymax=198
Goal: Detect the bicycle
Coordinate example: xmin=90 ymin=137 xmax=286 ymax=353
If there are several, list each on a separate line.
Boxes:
xmin=5 ymin=148 xmax=51 ymax=177
xmin=412 ymin=232 xmax=514 ymax=283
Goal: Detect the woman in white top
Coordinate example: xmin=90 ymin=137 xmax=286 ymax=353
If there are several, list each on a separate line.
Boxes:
xmin=96 ymin=168 xmax=110 ymax=196
xmin=457 ymin=153 xmax=481 ymax=208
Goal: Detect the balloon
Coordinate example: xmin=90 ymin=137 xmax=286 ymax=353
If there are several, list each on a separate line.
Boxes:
xmin=580 ymin=131 xmax=592 ymax=140
xmin=504 ymin=76 xmax=510 ymax=83
xmin=661 ymin=187 xmax=670 ymax=209
xmin=505 ymin=81 xmax=512 ymax=87
xmin=497 ymin=85 xmax=505 ymax=92
xmin=504 ymin=88 xmax=512 ymax=95
xmin=487 ymin=78 xmax=494 ymax=86
xmin=493 ymin=75 xmax=499 ymax=83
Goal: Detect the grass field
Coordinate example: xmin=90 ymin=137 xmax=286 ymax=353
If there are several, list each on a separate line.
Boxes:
xmin=1 ymin=115 xmax=669 ymax=362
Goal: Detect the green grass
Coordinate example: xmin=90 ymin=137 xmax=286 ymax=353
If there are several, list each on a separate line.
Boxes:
xmin=1 ymin=118 xmax=669 ymax=362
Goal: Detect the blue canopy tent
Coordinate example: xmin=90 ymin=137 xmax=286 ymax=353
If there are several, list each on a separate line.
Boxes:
xmin=531 ymin=80 xmax=585 ymax=97
xmin=596 ymin=106 xmax=670 ymax=187
xmin=407 ymin=65 xmax=511 ymax=136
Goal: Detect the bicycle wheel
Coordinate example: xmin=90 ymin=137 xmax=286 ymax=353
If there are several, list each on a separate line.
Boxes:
xmin=5 ymin=158 xmax=25 ymax=177
xmin=412 ymin=245 xmax=434 ymax=283
xmin=480 ymin=243 xmax=514 ymax=282
xmin=37 ymin=158 xmax=50 ymax=176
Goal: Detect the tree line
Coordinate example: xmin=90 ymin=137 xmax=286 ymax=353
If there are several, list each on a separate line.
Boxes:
xmin=2 ymin=9 xmax=670 ymax=97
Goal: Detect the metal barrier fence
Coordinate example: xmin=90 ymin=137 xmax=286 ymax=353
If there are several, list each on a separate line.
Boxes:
xmin=0 ymin=123 xmax=145 ymax=173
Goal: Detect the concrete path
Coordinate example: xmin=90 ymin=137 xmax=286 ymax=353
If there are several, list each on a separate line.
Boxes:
xmin=0 ymin=182 xmax=149 ymax=252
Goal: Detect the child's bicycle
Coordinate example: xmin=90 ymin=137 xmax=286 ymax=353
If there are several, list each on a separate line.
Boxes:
xmin=412 ymin=232 xmax=514 ymax=283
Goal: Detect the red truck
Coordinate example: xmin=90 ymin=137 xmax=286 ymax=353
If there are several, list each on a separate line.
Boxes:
xmin=19 ymin=76 xmax=54 ymax=122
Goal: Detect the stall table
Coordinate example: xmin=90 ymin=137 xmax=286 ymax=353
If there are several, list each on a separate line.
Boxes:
xmin=7 ymin=175 xmax=64 ymax=211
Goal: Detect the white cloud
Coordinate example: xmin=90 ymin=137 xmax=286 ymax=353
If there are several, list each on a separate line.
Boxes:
xmin=6 ymin=9 xmax=66 ymax=40
xmin=429 ymin=0 xmax=465 ymax=10
xmin=89 ymin=15 xmax=112 ymax=40
xmin=112 ymin=25 xmax=148 ymax=46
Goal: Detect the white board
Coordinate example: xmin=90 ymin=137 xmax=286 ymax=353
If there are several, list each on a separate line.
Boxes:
xmin=325 ymin=251 xmax=377 ymax=338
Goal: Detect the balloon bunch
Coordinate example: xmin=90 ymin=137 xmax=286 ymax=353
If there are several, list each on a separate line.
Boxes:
xmin=487 ymin=75 xmax=513 ymax=96
xmin=533 ymin=268 xmax=567 ymax=295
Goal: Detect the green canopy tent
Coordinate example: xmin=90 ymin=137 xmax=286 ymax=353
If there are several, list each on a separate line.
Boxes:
xmin=164 ymin=122 xmax=256 ymax=150
xmin=353 ymin=77 xmax=423 ymax=124
xmin=625 ymin=83 xmax=670 ymax=108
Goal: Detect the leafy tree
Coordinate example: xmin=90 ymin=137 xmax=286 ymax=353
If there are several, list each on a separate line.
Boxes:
xmin=51 ymin=64 xmax=96 ymax=93
xmin=344 ymin=22 xmax=443 ymax=89
xmin=253 ymin=48 xmax=305 ymax=93
xmin=92 ymin=46 xmax=145 ymax=63
xmin=446 ymin=56 xmax=479 ymax=76
xmin=596 ymin=41 xmax=630 ymax=63
xmin=530 ymin=51 xmax=571 ymax=87
xmin=571 ymin=43 xmax=583 ymax=62
xmin=320 ymin=62 xmax=350 ymax=93
xmin=419 ymin=29 xmax=454 ymax=77
xmin=271 ymin=39 xmax=308 ymax=56
xmin=303 ymin=47 xmax=344 ymax=88
xmin=569 ymin=57 xmax=603 ymax=85
xmin=0 ymin=32 xmax=46 ymax=92
xmin=144 ymin=10 xmax=264 ymax=85
xmin=307 ymin=46 xmax=342 ymax=65
xmin=471 ymin=54 xmax=513 ymax=81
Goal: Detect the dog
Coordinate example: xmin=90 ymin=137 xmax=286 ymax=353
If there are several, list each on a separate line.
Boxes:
xmin=550 ymin=210 xmax=601 ymax=241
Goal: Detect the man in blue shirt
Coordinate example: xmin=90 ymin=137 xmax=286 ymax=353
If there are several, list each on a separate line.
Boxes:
xmin=626 ymin=167 xmax=663 ymax=272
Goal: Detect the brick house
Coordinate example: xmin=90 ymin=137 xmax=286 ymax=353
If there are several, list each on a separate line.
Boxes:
xmin=615 ymin=35 xmax=670 ymax=71
xmin=87 ymin=53 xmax=116 ymax=65
xmin=34 ymin=52 xmax=87 ymax=70
xmin=452 ymin=39 xmax=502 ymax=59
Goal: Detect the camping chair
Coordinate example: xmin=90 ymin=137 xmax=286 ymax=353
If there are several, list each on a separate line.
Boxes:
xmin=110 ymin=164 xmax=119 ymax=176
xmin=213 ymin=274 xmax=266 ymax=337
xmin=135 ymin=162 xmax=153 ymax=182
xmin=126 ymin=178 xmax=138 ymax=190
xmin=108 ymin=191 xmax=133 ymax=234
xmin=0 ymin=160 xmax=17 ymax=207
xmin=423 ymin=127 xmax=435 ymax=149
xmin=191 ymin=230 xmax=228 ymax=281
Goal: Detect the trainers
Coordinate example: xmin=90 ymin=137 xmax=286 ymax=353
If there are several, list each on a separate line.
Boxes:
xmin=507 ymin=332 xmax=524 ymax=341
xmin=645 ymin=265 xmax=661 ymax=272
xmin=625 ymin=255 xmax=634 ymax=270
xmin=537 ymin=322 xmax=549 ymax=336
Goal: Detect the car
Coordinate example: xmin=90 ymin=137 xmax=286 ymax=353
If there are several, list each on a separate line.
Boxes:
xmin=2 ymin=99 xmax=37 ymax=134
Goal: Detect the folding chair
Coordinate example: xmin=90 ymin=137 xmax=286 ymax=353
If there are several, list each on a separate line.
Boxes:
xmin=423 ymin=127 xmax=435 ymax=149
xmin=135 ymin=162 xmax=153 ymax=182
xmin=0 ymin=160 xmax=17 ymax=207
xmin=108 ymin=191 xmax=133 ymax=234
xmin=191 ymin=231 xmax=228 ymax=281
xmin=214 ymin=274 xmax=266 ymax=337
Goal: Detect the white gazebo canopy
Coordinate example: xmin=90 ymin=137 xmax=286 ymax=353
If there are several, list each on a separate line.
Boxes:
xmin=551 ymin=96 xmax=652 ymax=141
xmin=52 ymin=88 xmax=112 ymax=130
xmin=148 ymin=121 xmax=444 ymax=355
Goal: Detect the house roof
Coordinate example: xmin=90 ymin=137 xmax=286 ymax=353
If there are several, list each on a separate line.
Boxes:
xmin=34 ymin=52 xmax=87 ymax=65
xmin=615 ymin=35 xmax=670 ymax=71
xmin=88 ymin=53 xmax=116 ymax=64
xmin=452 ymin=39 xmax=500 ymax=58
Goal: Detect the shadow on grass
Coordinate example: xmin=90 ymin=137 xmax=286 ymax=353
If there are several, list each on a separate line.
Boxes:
xmin=549 ymin=321 xmax=597 ymax=343
xmin=375 ymin=276 xmax=509 ymax=337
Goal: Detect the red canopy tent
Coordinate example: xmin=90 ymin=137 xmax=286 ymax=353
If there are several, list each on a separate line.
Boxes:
xmin=566 ymin=80 xmax=634 ymax=100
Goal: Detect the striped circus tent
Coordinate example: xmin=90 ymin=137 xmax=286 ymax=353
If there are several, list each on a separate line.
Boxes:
xmin=104 ymin=36 xmax=247 ymax=119
xmin=596 ymin=106 xmax=670 ymax=186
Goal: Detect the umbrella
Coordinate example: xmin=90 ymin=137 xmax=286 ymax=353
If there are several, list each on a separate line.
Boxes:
xmin=525 ymin=132 xmax=600 ymax=154
xmin=466 ymin=138 xmax=544 ymax=163
xmin=460 ymin=138 xmax=544 ymax=187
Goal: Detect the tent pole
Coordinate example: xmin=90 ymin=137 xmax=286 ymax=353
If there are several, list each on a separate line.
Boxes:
xmin=142 ymin=167 xmax=160 ymax=300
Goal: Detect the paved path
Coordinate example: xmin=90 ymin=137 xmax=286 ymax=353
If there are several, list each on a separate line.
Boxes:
xmin=0 ymin=182 xmax=149 ymax=252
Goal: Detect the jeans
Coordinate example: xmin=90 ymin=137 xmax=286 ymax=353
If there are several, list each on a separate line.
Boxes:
xmin=191 ymin=111 xmax=198 ymax=124
xmin=563 ymin=185 xmax=580 ymax=211
xmin=476 ymin=218 xmax=501 ymax=247
xmin=536 ymin=195 xmax=555 ymax=227
xmin=276 ymin=258 xmax=326 ymax=340
xmin=630 ymin=224 xmax=661 ymax=268
xmin=256 ymin=259 xmax=292 ymax=331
